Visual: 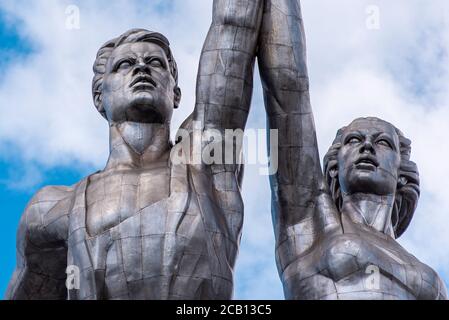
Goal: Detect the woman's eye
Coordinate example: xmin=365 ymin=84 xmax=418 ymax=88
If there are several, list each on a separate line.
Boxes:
xmin=347 ymin=137 xmax=361 ymax=144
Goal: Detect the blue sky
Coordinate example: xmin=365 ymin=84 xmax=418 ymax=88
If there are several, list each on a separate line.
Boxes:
xmin=0 ymin=9 xmax=95 ymax=296
xmin=0 ymin=10 xmax=31 ymax=67
xmin=0 ymin=13 xmax=39 ymax=295
xmin=1 ymin=0 xmax=449 ymax=300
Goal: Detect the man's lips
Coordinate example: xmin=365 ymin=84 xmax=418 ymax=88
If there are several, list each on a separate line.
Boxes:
xmin=130 ymin=75 xmax=157 ymax=88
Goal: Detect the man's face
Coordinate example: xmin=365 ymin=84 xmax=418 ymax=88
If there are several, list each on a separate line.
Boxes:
xmin=101 ymin=42 xmax=179 ymax=124
xmin=337 ymin=119 xmax=401 ymax=196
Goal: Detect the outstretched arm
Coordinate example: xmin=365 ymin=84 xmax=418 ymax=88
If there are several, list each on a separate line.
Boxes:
xmin=6 ymin=187 xmax=69 ymax=300
xmin=193 ymin=0 xmax=263 ymax=133
xmin=171 ymin=1 xmax=265 ymax=290
xmin=177 ymin=0 xmax=263 ymax=174
xmin=177 ymin=0 xmax=264 ymax=186
xmin=257 ymin=0 xmax=340 ymax=277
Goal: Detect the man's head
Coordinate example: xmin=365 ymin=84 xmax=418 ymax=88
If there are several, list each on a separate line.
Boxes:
xmin=324 ymin=117 xmax=420 ymax=238
xmin=92 ymin=29 xmax=181 ymax=124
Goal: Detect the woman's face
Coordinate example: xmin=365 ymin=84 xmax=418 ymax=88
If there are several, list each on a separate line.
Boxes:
xmin=337 ymin=118 xmax=401 ymax=196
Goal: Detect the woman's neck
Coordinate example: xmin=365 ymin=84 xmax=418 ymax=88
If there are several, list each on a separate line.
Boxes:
xmin=341 ymin=192 xmax=396 ymax=237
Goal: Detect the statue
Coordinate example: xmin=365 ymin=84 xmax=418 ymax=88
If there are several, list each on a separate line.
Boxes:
xmin=7 ymin=0 xmax=445 ymax=300
xmin=6 ymin=0 xmax=265 ymax=300
xmin=260 ymin=1 xmax=448 ymax=299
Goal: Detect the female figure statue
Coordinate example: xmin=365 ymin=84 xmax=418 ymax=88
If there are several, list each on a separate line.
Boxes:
xmin=258 ymin=0 xmax=448 ymax=299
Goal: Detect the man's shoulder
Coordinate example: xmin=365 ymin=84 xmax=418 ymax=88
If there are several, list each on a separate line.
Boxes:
xmin=30 ymin=184 xmax=76 ymax=205
xmin=22 ymin=183 xmax=80 ymax=243
xmin=27 ymin=183 xmax=78 ymax=215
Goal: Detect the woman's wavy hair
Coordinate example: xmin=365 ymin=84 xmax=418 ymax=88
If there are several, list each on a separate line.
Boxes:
xmin=92 ymin=28 xmax=179 ymax=119
xmin=323 ymin=117 xmax=420 ymax=238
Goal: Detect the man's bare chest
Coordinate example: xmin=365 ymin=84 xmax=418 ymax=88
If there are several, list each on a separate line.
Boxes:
xmin=86 ymin=167 xmax=170 ymax=237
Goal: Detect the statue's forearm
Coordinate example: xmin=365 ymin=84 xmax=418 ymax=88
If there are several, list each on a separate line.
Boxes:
xmin=6 ymin=253 xmax=67 ymax=300
xmin=193 ymin=0 xmax=264 ymax=131
xmin=6 ymin=203 xmax=68 ymax=300
xmin=258 ymin=0 xmax=339 ymax=269
xmin=5 ymin=267 xmax=51 ymax=300
xmin=259 ymin=0 xmax=319 ymax=223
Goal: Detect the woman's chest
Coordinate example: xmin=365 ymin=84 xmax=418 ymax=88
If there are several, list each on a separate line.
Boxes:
xmin=319 ymin=233 xmax=440 ymax=299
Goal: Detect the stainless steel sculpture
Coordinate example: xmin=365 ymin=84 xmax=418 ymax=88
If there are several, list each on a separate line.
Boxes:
xmin=262 ymin=1 xmax=448 ymax=300
xmin=6 ymin=0 xmax=446 ymax=301
xmin=275 ymin=117 xmax=449 ymax=300
xmin=6 ymin=0 xmax=264 ymax=300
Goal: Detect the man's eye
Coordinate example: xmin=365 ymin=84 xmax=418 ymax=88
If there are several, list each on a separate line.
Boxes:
xmin=377 ymin=139 xmax=392 ymax=148
xmin=150 ymin=59 xmax=164 ymax=68
xmin=116 ymin=60 xmax=132 ymax=70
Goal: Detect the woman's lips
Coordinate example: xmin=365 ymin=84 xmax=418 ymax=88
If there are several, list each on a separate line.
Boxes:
xmin=354 ymin=157 xmax=379 ymax=171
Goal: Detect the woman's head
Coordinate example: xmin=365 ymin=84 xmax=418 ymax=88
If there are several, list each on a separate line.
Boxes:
xmin=323 ymin=117 xmax=420 ymax=238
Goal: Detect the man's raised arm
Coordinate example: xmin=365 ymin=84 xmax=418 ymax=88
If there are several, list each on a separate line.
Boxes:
xmin=192 ymin=0 xmax=263 ymax=133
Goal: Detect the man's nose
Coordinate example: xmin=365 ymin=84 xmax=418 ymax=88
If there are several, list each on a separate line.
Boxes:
xmin=133 ymin=60 xmax=152 ymax=75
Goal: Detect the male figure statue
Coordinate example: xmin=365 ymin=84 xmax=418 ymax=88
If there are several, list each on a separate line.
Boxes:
xmin=6 ymin=0 xmax=264 ymax=300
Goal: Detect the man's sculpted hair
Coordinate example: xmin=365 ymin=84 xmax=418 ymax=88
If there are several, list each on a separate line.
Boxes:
xmin=92 ymin=28 xmax=179 ymax=119
xmin=323 ymin=117 xmax=420 ymax=239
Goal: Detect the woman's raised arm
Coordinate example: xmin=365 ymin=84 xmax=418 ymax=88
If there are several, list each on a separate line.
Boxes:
xmin=257 ymin=0 xmax=340 ymax=278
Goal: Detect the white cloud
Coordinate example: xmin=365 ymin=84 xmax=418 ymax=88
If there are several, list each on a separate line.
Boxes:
xmin=1 ymin=0 xmax=449 ymax=299
xmin=0 ymin=0 xmax=212 ymax=167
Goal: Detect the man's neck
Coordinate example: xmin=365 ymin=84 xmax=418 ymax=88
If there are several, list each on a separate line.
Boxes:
xmin=105 ymin=121 xmax=171 ymax=170
xmin=341 ymin=192 xmax=396 ymax=237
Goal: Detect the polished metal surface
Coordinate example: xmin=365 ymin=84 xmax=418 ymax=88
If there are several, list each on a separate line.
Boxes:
xmin=261 ymin=0 xmax=448 ymax=300
xmin=6 ymin=0 xmax=264 ymax=300
xmin=6 ymin=0 xmax=447 ymax=301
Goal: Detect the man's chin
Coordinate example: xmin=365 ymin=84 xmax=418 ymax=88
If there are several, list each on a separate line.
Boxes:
xmin=130 ymin=92 xmax=155 ymax=105
xmin=125 ymin=102 xmax=166 ymax=124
